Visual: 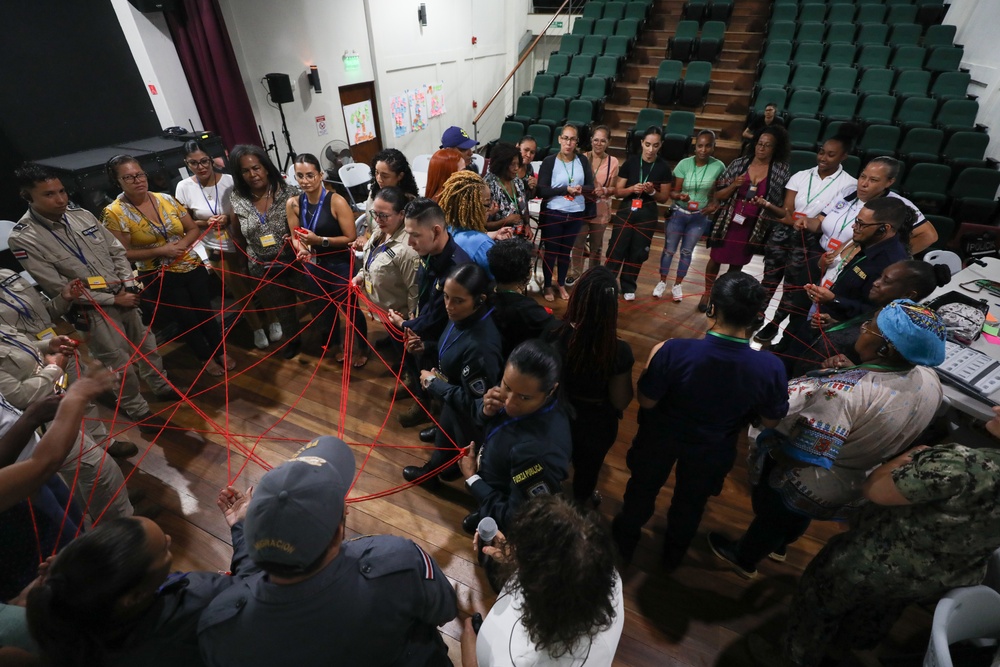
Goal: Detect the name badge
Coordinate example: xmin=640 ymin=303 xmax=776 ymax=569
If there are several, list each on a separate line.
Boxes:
xmin=732 ymin=213 xmax=746 ymax=225
xmin=827 ymin=238 xmax=842 ymax=252
xmin=364 ymin=278 xmax=373 ymax=294
xmin=631 ymin=198 xmax=643 ymax=211
xmin=36 ymin=327 xmax=56 ymax=340
xmin=86 ymin=276 xmax=107 ymax=290
xmin=564 ymin=195 xmax=575 ymax=201
xmin=793 ymin=211 xmax=807 ymax=221
xmin=822 ymin=279 xmax=834 ymax=289
xmin=260 ymin=234 xmax=277 ymax=248
xmin=687 ymin=201 xmax=699 ymax=211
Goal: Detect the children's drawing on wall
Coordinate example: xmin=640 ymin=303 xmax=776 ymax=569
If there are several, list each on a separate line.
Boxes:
xmin=428 ymin=81 xmax=446 ymax=118
xmin=390 ymin=95 xmax=410 ymax=138
xmin=342 ymin=100 xmax=376 ymax=146
xmin=408 ymin=88 xmax=428 ymax=132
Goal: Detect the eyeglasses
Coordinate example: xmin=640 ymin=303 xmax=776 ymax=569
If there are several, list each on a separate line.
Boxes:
xmin=294 ymin=171 xmax=321 ymax=180
xmin=861 ymin=319 xmax=890 ymax=345
xmin=371 ymin=210 xmax=396 ymax=221
xmin=559 ymin=136 xmax=578 ymax=143
xmin=185 ymin=158 xmax=212 ymax=168
xmin=119 ymin=172 xmax=148 ymax=184
xmin=851 ymin=218 xmax=882 ymax=229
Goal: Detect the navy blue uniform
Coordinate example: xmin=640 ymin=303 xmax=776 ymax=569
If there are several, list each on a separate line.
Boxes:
xmin=468 ymin=399 xmax=572 ymax=531
xmin=825 ymin=236 xmax=908 ymax=322
xmin=402 ymin=235 xmax=471 ymax=346
xmin=614 ymin=333 xmax=789 ymax=563
xmin=198 ymin=534 xmax=457 ymax=667
xmin=425 ymin=309 xmax=503 ymax=470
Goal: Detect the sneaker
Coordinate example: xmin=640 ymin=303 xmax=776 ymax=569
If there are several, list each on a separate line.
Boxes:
xmin=253 ymin=328 xmax=269 ymax=349
xmin=753 ymin=321 xmax=780 ymax=343
xmin=768 ymin=545 xmax=787 ymax=562
xmin=268 ymin=322 xmax=283 ymax=342
xmin=623 ymin=292 xmax=636 ymax=302
xmin=652 ymin=281 xmax=667 ymax=298
xmin=671 ymin=284 xmax=684 ymax=302
xmin=565 ymin=275 xmax=577 ymax=286
xmin=707 ymin=532 xmax=758 ymax=580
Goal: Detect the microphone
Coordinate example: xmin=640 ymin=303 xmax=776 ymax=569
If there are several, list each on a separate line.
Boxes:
xmin=476 ymin=516 xmax=498 ymax=568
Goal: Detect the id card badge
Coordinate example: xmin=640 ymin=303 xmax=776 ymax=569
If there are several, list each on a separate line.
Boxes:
xmin=827 ymin=238 xmax=842 ymax=252
xmin=260 ymin=234 xmax=277 ymax=248
xmin=687 ymin=201 xmax=700 ymax=211
xmin=793 ymin=211 xmax=807 ymax=221
xmin=631 ymin=198 xmax=643 ymax=211
xmin=732 ymin=213 xmax=747 ymax=225
xmin=564 ymin=195 xmax=575 ymax=201
xmin=364 ymin=277 xmax=373 ymax=294
xmin=36 ymin=327 xmax=56 ymax=341
xmin=822 ymin=279 xmax=834 ymax=289
xmin=86 ymin=276 xmax=107 ymax=290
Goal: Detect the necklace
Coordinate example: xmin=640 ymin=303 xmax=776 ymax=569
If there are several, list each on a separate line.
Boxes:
xmin=251 ymin=188 xmax=269 ymax=202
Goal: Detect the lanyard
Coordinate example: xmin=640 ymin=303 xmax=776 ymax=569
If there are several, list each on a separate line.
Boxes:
xmin=127 ymin=195 xmax=172 ymax=240
xmin=848 ymin=363 xmax=909 ymax=372
xmin=299 ymin=190 xmax=327 ymax=232
xmin=200 ymin=177 xmax=220 ymax=216
xmin=637 ymin=158 xmax=654 ymax=186
xmin=0 ymin=332 xmax=41 ymax=364
xmin=32 ymin=213 xmax=88 ymax=267
xmin=706 ymin=331 xmax=749 ymax=344
xmin=825 ymin=314 xmax=865 ymax=333
xmin=438 ymin=307 xmax=496 ymax=359
xmin=486 ymin=400 xmax=558 ymax=443
xmin=684 ymin=160 xmax=711 ymax=197
xmin=0 ymin=287 xmax=33 ymax=321
xmin=559 ymin=156 xmax=576 ymax=185
xmin=830 ymin=199 xmax=861 ymax=241
xmin=364 ymin=237 xmax=391 ymax=271
xmin=499 ymin=180 xmax=519 ymax=210
xmin=804 ymin=168 xmax=841 ymax=207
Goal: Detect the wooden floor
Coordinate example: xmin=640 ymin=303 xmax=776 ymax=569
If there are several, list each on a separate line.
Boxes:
xmin=107 ymin=232 xmax=935 ymax=667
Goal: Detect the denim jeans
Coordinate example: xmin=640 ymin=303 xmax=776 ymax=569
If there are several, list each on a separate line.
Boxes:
xmin=659 ymin=212 xmax=710 ymax=280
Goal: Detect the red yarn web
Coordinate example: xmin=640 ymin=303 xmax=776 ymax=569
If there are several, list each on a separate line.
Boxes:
xmin=32 ymin=200 xmax=845 ymax=563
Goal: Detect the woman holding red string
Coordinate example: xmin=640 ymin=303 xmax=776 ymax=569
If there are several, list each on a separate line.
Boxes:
xmin=102 ymin=155 xmax=234 ymax=377
xmin=286 ymin=154 xmax=367 ymax=367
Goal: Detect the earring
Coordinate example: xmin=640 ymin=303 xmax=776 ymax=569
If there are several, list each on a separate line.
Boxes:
xmin=705 ymin=304 xmax=715 ymax=318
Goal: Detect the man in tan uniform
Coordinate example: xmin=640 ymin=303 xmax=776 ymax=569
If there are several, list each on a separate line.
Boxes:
xmin=11 ymin=164 xmax=177 ymax=432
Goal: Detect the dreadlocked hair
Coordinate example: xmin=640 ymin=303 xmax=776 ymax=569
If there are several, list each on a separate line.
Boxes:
xmin=561 ymin=266 xmax=619 ymax=381
xmin=437 ymin=170 xmax=488 ymax=233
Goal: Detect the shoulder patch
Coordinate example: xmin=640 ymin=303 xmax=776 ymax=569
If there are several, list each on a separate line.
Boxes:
xmin=0 ymin=273 xmax=20 ymax=288
xmin=12 ymin=249 xmax=27 ymax=261
xmin=512 ymin=460 xmax=552 ymax=498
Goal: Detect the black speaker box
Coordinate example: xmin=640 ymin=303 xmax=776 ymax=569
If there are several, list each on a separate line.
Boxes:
xmin=128 ymin=0 xmax=180 ymax=12
xmin=265 ymin=73 xmax=294 ymax=105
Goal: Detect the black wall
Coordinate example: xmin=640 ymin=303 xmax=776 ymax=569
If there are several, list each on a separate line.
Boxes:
xmin=0 ymin=0 xmax=161 ymax=220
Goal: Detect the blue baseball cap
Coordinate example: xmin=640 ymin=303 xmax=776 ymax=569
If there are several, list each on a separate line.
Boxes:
xmin=441 ymin=126 xmax=478 ymax=150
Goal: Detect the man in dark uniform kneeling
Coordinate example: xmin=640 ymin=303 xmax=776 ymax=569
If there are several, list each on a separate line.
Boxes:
xmin=198 ymin=436 xmax=457 ymax=667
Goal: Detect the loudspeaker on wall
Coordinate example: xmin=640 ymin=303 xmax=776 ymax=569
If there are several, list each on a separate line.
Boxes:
xmin=265 ymin=73 xmax=294 ymax=105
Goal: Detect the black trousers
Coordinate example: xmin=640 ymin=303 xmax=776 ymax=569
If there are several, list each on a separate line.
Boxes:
xmin=303 ymin=257 xmax=368 ymax=354
xmin=606 ymin=213 xmax=657 ymax=294
xmin=569 ymin=399 xmax=619 ymax=502
xmin=617 ymin=429 xmax=737 ymax=558
xmin=142 ymin=266 xmax=224 ymax=361
xmin=734 ymin=457 xmax=812 ymax=569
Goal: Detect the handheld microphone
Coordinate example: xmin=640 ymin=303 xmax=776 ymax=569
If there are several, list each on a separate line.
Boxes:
xmin=476 ymin=516 xmax=498 ymax=568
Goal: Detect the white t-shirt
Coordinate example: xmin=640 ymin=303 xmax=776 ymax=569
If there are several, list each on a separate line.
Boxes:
xmin=476 ymin=572 xmax=625 ymax=667
xmin=174 ymin=174 xmax=235 ymax=252
xmin=785 ymin=167 xmax=856 ymax=219
xmin=818 ymin=188 xmax=925 ymax=252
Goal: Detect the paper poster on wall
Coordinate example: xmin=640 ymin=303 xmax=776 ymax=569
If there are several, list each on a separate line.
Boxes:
xmin=408 ymin=88 xmax=428 ymax=133
xmin=390 ymin=95 xmax=410 ymax=138
xmin=342 ymin=100 xmax=376 ymax=146
xmin=427 ymin=81 xmax=446 ymax=118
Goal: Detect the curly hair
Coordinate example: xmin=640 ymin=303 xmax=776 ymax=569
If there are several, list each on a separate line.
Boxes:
xmin=753 ymin=125 xmax=790 ymax=164
xmin=370 ymin=148 xmax=419 ymax=199
xmin=488 ymin=142 xmax=522 ymax=178
xmin=487 ymin=236 xmax=534 ymax=285
xmin=437 ymin=170 xmax=488 ymax=233
xmin=500 ymin=496 xmax=618 ymax=659
xmin=425 ymin=148 xmax=466 ymax=201
xmin=560 ymin=266 xmax=619 ymax=381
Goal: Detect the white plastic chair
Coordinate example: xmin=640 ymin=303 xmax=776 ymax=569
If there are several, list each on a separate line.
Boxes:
xmin=354 ymin=212 xmax=368 ymax=262
xmin=983 ymin=547 xmax=1000 ymax=595
xmin=924 ymin=585 xmax=1000 ymax=667
xmin=413 ymin=171 xmax=428 ymax=197
xmin=924 ymin=249 xmax=963 ymax=278
xmin=338 ymin=163 xmax=373 ymax=212
xmin=0 ymin=220 xmax=37 ymax=286
xmin=471 ymin=153 xmax=486 ymax=174
xmin=411 ymin=154 xmax=433 ymax=173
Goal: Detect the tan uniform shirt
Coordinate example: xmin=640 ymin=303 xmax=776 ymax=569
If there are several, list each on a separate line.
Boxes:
xmin=11 ymin=206 xmax=134 ymax=307
xmin=0 ymin=324 xmax=62 ymax=409
xmin=357 ymin=225 xmax=420 ymax=315
xmin=0 ymin=269 xmax=69 ymax=337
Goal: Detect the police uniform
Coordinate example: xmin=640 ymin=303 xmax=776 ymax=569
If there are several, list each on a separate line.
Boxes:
xmin=466 ymin=399 xmax=572 ymax=531
xmin=823 ymin=235 xmax=908 ymax=322
xmin=11 ymin=206 xmax=172 ymax=419
xmin=103 ymin=523 xmax=256 ymax=667
xmin=197 ymin=534 xmax=457 ymax=667
xmin=422 ymin=308 xmax=503 ymax=471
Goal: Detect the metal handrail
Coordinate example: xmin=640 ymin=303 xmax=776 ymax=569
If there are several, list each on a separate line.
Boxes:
xmin=472 ymin=0 xmax=574 ymax=139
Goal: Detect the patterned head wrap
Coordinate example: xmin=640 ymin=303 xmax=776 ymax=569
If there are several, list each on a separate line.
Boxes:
xmin=876 ymin=298 xmax=946 ymax=366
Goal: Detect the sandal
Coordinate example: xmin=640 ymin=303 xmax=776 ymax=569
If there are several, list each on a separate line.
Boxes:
xmin=558 ymin=286 xmax=570 ymax=300
xmin=352 ymin=355 xmax=369 ymax=369
xmin=204 ymin=359 xmax=225 ymax=377
xmin=218 ymin=354 xmax=236 ymax=371
xmin=543 ymin=288 xmax=555 ymax=302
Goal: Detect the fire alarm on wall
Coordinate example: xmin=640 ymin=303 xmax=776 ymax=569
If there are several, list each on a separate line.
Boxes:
xmin=471 ymin=36 xmax=478 ymax=45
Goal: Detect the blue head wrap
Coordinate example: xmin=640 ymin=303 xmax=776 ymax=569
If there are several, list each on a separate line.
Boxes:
xmin=875 ymin=298 xmax=946 ymax=366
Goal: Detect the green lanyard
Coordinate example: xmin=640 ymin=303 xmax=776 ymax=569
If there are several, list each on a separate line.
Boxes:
xmin=684 ymin=160 xmax=710 ymax=197
xmin=805 ymin=168 xmax=841 ymax=207
xmin=500 ymin=180 xmax=519 ymax=210
xmin=825 ymin=314 xmax=865 ymax=333
xmin=559 ymin=157 xmax=576 ymax=185
xmin=637 ymin=159 xmax=654 ymax=186
xmin=848 ymin=363 xmax=910 ymax=372
xmin=706 ymin=330 xmax=749 ymax=344
xmin=831 ymin=199 xmax=862 ymax=241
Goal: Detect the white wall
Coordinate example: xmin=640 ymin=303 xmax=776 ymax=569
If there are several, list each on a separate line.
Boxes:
xmin=217 ymin=0 xmax=538 ymax=161
xmin=216 ymin=0 xmax=375 ymax=162
xmin=945 ymin=0 xmax=1000 ymax=161
xmin=110 ymin=0 xmax=203 ymax=130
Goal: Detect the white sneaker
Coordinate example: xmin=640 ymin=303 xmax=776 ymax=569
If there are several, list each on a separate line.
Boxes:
xmin=253 ymin=328 xmax=269 ymax=349
xmin=652 ymin=281 xmax=667 ymax=298
xmin=623 ymin=292 xmax=636 ymax=302
xmin=671 ymin=284 xmax=684 ymax=302
xmin=268 ymin=322 xmax=283 ymax=342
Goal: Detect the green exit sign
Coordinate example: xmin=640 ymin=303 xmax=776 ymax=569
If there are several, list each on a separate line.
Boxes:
xmin=554 ymin=21 xmax=563 ymax=28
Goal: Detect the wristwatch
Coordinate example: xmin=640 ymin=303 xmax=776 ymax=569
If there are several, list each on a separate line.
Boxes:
xmin=321 ymin=237 xmax=330 ymax=248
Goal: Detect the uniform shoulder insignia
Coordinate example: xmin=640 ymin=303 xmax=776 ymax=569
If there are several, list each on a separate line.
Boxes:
xmin=12 ymin=249 xmax=27 ymax=261
xmin=0 ymin=273 xmax=20 ymax=288
xmin=512 ymin=459 xmax=552 ymax=498
xmin=357 ymin=535 xmax=434 ymax=580
xmin=10 ymin=222 xmax=27 ymax=232
xmin=67 ymin=203 xmax=82 ymax=211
